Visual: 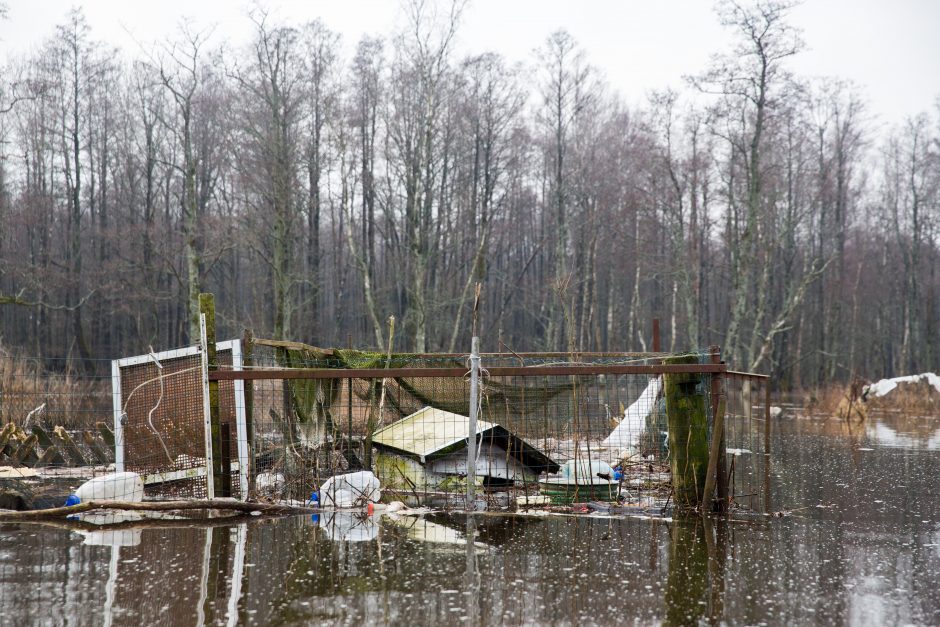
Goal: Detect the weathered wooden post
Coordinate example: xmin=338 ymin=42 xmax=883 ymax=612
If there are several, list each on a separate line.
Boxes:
xmin=200 ymin=293 xmax=227 ymax=498
xmin=664 ymin=353 xmax=710 ymax=511
xmin=702 ymin=346 xmax=727 ymax=512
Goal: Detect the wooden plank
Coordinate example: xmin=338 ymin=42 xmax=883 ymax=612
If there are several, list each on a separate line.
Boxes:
xmin=82 ymin=431 xmax=111 ymax=465
xmin=31 ymin=426 xmax=66 ymax=465
xmin=726 ymin=370 xmax=770 ymax=380
xmin=52 ymin=426 xmax=87 ymax=466
xmin=11 ymin=434 xmax=38 ymax=465
xmin=252 ymin=338 xmax=334 ymax=356
xmin=96 ymin=422 xmax=115 ymax=448
xmin=36 ymin=446 xmax=62 ymax=467
xmin=0 ymin=423 xmax=16 ymax=459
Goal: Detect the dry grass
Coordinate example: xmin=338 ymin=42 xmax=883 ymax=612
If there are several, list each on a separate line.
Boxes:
xmin=863 ymin=379 xmax=940 ymax=415
xmin=803 ymin=377 xmax=940 ymax=419
xmin=0 ymin=348 xmax=109 ymax=429
xmin=803 ymin=385 xmax=866 ymax=420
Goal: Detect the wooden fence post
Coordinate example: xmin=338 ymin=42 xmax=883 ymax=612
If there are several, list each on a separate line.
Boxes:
xmin=664 ymin=353 xmax=710 ymax=511
xmin=702 ymin=346 xmax=727 ymax=512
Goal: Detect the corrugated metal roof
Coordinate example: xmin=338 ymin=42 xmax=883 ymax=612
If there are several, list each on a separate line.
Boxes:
xmin=372 ymin=406 xmax=495 ymax=462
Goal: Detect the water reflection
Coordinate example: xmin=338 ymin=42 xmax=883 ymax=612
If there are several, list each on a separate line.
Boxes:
xmin=0 ymin=412 xmax=939 ymax=625
xmin=662 ymin=516 xmax=730 ymax=626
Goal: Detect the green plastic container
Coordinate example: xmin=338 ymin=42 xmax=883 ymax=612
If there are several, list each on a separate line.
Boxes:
xmin=538 ymin=477 xmax=616 ymax=505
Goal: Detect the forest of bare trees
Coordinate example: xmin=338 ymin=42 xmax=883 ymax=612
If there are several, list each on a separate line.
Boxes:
xmin=0 ymin=1 xmax=937 ymax=388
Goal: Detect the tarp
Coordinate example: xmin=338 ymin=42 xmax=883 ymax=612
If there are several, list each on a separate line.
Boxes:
xmin=601 ymin=377 xmax=662 ymax=451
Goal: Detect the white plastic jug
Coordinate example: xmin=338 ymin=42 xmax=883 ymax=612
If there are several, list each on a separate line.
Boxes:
xmin=318 ymin=471 xmax=381 ymax=508
xmin=71 ymin=472 xmax=144 ymax=503
xmin=560 ymin=459 xmax=613 ymax=483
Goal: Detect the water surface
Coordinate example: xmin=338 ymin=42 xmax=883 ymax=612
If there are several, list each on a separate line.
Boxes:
xmin=1 ymin=413 xmax=938 ymax=625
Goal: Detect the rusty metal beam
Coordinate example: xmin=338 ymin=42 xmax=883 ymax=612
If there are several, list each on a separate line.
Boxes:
xmin=209 ymin=362 xmax=728 ymax=381
xmin=725 ymin=370 xmax=770 ymax=380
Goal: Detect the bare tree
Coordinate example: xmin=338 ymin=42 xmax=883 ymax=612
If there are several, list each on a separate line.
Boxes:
xmin=156 ymin=24 xmax=214 ymax=343
xmin=232 ymin=11 xmax=305 ymax=340
xmin=385 ymin=0 xmax=465 ymax=351
xmin=536 ymin=29 xmax=594 ymax=349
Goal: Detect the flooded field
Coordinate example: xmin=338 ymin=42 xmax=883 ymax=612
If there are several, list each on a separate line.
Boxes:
xmin=1 ymin=412 xmax=939 ymax=625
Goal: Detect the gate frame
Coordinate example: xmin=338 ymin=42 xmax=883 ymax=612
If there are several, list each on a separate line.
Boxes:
xmin=111 ymin=339 xmax=249 ymax=499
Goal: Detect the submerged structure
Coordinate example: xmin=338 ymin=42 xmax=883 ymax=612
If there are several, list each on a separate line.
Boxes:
xmin=372 ymin=406 xmax=559 ymax=491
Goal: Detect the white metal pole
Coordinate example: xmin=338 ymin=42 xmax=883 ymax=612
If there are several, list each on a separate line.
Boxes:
xmin=200 ymin=314 xmax=216 ymax=500
xmin=111 ymin=360 xmax=125 ymax=472
xmin=466 ymin=336 xmax=480 ymax=509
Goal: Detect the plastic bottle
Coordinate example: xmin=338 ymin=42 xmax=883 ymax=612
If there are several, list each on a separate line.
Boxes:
xmin=66 ymin=472 xmax=144 ymax=505
xmin=318 ymin=471 xmax=382 ymax=508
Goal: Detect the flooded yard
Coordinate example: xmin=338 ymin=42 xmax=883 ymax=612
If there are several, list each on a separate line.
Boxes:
xmin=2 ymin=412 xmax=939 ymax=625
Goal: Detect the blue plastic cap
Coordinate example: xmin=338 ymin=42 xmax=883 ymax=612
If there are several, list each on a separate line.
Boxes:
xmin=64 ymin=495 xmax=81 ymax=507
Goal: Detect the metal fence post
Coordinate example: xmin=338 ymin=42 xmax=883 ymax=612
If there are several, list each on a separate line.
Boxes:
xmin=467 ymin=336 xmax=481 ymax=509
xmin=199 ymin=314 xmax=216 ymax=500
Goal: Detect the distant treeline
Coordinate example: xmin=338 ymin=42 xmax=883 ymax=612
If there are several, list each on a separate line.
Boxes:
xmin=0 ymin=1 xmax=937 ymax=388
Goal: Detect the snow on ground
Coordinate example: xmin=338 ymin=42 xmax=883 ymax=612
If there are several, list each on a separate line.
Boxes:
xmin=864 ymin=373 xmax=940 ymax=398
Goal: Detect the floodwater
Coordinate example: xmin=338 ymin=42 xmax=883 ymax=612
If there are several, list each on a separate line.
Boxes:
xmin=1 ymin=413 xmax=939 ymax=626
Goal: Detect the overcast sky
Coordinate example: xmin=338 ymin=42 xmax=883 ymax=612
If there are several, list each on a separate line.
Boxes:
xmin=2 ymin=0 xmax=938 ymax=126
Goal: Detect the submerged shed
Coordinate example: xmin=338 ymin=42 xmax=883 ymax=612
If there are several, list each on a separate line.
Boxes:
xmin=372 ymin=406 xmax=559 ymax=491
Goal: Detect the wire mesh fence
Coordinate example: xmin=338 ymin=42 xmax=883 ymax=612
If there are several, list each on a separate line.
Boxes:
xmin=233 ymin=345 xmax=737 ymax=511
xmin=1 ymin=340 xmax=772 ymax=515
xmin=113 ymin=342 xmax=245 ymax=500
xmin=723 ymin=372 xmax=773 ymax=513
xmin=0 ymin=350 xmax=117 ymax=509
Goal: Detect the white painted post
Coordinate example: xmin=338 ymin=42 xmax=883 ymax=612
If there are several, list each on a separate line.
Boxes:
xmin=199 ymin=314 xmax=216 ymax=500
xmin=230 ymin=340 xmax=250 ymax=501
xmin=466 ymin=336 xmax=481 ymax=509
xmin=111 ymin=360 xmax=125 ymax=472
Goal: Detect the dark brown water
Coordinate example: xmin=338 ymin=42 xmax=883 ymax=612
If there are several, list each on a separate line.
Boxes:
xmin=1 ymin=413 xmax=938 ymax=626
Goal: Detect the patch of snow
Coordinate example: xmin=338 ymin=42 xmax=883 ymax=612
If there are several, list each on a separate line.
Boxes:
xmin=864 ymin=372 xmax=940 ymax=398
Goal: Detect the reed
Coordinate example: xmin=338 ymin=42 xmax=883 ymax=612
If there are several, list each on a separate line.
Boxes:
xmin=0 ymin=349 xmax=109 ymax=429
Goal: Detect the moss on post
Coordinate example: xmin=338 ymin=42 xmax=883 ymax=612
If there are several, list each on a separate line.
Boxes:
xmin=664 ymin=354 xmax=710 ymax=511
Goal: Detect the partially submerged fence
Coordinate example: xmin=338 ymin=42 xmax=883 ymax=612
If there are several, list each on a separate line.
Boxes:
xmin=2 ymin=329 xmax=772 ymax=515
xmin=204 ymin=340 xmax=770 ymax=513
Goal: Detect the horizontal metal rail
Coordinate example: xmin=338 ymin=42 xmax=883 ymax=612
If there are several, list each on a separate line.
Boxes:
xmin=726 ymin=370 xmax=770 ymax=380
xmin=209 ymin=363 xmax=728 ymax=381
xmin=251 ymin=338 xmax=667 ymax=360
